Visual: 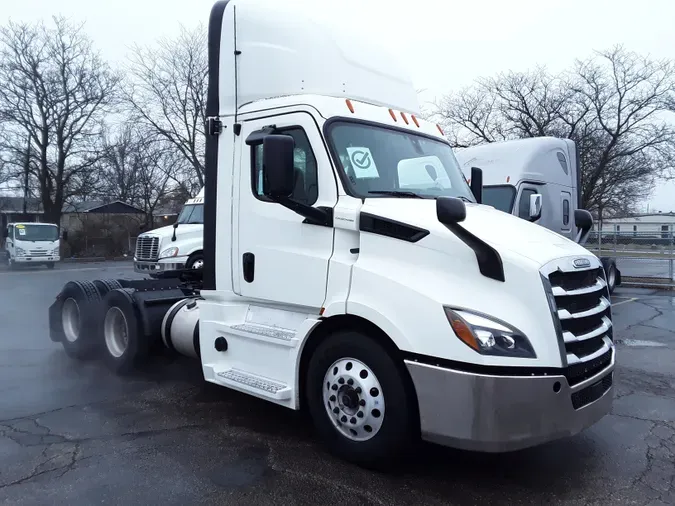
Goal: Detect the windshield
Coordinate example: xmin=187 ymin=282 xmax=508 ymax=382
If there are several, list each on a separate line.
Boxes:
xmin=327 ymin=121 xmax=475 ymax=201
xmin=176 ymin=203 xmax=204 ymax=225
xmin=14 ymin=224 xmax=58 ymax=242
xmin=482 ymin=186 xmax=517 ymax=213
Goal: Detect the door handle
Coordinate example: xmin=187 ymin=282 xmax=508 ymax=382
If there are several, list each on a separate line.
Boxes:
xmin=243 ymin=252 xmax=255 ymax=283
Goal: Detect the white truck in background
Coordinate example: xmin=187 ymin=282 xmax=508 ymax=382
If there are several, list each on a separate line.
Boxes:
xmin=48 ymin=0 xmax=616 ymax=469
xmin=134 ymin=188 xmax=205 ymax=277
xmin=3 ymin=222 xmax=65 ymax=269
xmin=455 ymin=137 xmax=621 ymax=293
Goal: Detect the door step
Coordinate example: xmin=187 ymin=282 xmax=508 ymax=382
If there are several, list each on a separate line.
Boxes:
xmin=216 ymin=369 xmax=292 ymax=400
xmin=228 ymin=322 xmax=297 ymax=346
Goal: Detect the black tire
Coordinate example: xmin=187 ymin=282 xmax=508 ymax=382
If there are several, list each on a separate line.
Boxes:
xmin=305 ymin=330 xmax=416 ymax=469
xmin=601 ymin=258 xmax=618 ymax=294
xmin=93 ymin=278 xmax=123 ymax=299
xmin=59 ymin=280 xmax=102 ymax=360
xmin=99 ymin=288 xmax=148 ymax=375
xmin=185 ymin=251 xmax=204 ymax=270
xmin=46 ymin=262 xmax=55 ymax=269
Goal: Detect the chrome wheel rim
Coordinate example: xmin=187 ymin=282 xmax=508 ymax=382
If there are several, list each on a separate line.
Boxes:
xmin=62 ymin=298 xmax=80 ymax=343
xmin=104 ymin=307 xmax=129 ymax=358
xmin=322 ymin=358 xmax=385 ymax=442
xmin=191 ymin=259 xmax=204 ymax=269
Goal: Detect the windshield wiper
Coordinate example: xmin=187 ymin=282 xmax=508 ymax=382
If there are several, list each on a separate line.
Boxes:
xmin=456 ymin=196 xmax=474 ymax=203
xmin=368 ymin=190 xmax=424 ymax=199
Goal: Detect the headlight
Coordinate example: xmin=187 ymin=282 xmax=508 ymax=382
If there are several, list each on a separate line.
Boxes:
xmin=159 ymin=247 xmax=179 ymax=258
xmin=444 ymin=307 xmax=537 ymax=358
xmin=16 ymin=248 xmax=26 ymax=256
xmin=52 ymin=247 xmax=59 ymax=255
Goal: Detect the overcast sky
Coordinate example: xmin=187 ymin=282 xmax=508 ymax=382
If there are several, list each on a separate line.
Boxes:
xmin=3 ymin=0 xmax=675 ymax=212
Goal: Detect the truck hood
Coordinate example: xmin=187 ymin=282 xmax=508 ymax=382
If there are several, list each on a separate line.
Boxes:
xmin=141 ymin=224 xmax=203 ymax=240
xmin=361 ymin=198 xmax=591 ymax=266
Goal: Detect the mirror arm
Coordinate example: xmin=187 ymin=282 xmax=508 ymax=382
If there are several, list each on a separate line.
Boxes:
xmin=274 ymin=196 xmax=332 ymax=226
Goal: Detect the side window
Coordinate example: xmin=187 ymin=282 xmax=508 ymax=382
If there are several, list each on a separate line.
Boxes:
xmin=562 ymin=199 xmax=570 ymax=226
xmin=518 ymin=189 xmax=537 ymax=219
xmin=252 ymin=128 xmax=319 ymax=206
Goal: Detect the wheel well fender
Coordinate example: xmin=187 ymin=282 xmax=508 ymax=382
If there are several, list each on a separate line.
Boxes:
xmin=297 ymin=314 xmax=420 ymax=430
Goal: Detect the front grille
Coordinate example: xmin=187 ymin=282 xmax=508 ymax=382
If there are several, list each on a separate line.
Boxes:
xmin=571 ymin=372 xmax=613 ymax=409
xmin=29 ymin=250 xmax=49 ymax=257
xmin=545 ymin=263 xmax=613 ymax=387
xmin=135 ymin=236 xmax=159 ymax=261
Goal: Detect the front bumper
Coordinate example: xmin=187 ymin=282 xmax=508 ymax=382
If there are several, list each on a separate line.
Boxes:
xmin=14 ymin=255 xmax=59 ymax=263
xmin=134 ymin=258 xmax=186 ymax=275
xmin=405 ymin=349 xmax=615 ymax=452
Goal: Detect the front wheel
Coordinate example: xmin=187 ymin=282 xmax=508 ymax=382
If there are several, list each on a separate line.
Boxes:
xmin=46 ymin=262 xmax=55 ymax=269
xmin=185 ymin=252 xmax=204 ymax=270
xmin=306 ymin=330 xmax=416 ymax=469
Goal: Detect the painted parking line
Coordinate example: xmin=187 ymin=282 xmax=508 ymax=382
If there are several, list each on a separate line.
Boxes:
xmin=611 ymin=297 xmax=639 ymax=307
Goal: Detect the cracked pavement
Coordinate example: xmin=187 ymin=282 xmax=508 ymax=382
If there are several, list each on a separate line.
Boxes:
xmin=1 ymin=264 xmax=674 ymax=505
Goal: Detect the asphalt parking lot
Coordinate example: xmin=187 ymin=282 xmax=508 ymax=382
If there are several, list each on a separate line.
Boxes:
xmin=0 ymin=262 xmax=673 ymax=505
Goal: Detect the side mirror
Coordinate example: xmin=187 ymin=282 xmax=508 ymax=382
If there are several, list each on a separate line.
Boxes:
xmin=436 ymin=196 xmax=467 ymax=225
xmin=2 ymin=229 xmax=7 ymax=239
xmin=61 ymin=230 xmax=68 ymax=241
xmin=574 ymin=209 xmax=593 ymax=245
xmin=470 ymin=167 xmax=482 ymax=204
xmin=139 ymin=223 xmax=147 ymax=231
xmin=262 ymin=134 xmax=295 ymax=198
xmin=528 ymin=194 xmax=543 ymax=222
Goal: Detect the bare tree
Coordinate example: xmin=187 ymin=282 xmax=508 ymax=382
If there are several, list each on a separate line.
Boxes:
xmin=95 ymin=123 xmax=143 ymax=204
xmin=0 ymin=17 xmax=120 ymax=224
xmin=124 ymin=24 xmax=207 ymax=189
xmin=432 ymin=46 xmax=675 ymax=216
xmin=94 ymin=123 xmax=177 ymax=226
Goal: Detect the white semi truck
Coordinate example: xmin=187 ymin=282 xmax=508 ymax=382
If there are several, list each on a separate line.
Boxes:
xmin=48 ymin=0 xmax=615 ymax=468
xmin=455 ymin=137 xmax=621 ymax=293
xmin=134 ymin=188 xmax=205 ymax=277
xmin=3 ymin=222 xmax=64 ymax=269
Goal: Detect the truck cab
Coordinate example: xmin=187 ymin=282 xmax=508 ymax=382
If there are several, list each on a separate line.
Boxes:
xmin=134 ymin=188 xmax=204 ymax=276
xmin=49 ymin=0 xmax=616 ymax=468
xmin=3 ymin=222 xmax=62 ymax=269
xmin=455 ymin=137 xmax=621 ymax=292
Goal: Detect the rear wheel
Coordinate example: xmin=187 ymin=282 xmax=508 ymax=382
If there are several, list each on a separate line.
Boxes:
xmin=306 ymin=330 xmax=416 ymax=469
xmin=100 ymin=288 xmax=148 ymax=375
xmin=59 ymin=281 xmax=102 ymax=359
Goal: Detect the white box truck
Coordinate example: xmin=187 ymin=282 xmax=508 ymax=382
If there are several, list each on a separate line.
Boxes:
xmin=48 ymin=0 xmax=615 ymax=468
xmin=134 ymin=188 xmax=205 ymax=277
xmin=455 ymin=137 xmax=622 ymax=293
xmin=3 ymin=222 xmax=64 ymax=269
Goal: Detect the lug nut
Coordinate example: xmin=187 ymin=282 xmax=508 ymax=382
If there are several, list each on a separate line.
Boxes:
xmin=347 ymin=378 xmax=354 ymax=386
xmin=357 ymin=411 xmax=364 ymax=418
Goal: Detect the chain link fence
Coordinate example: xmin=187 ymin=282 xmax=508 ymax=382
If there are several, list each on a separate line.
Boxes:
xmin=585 ymin=224 xmax=675 ymax=289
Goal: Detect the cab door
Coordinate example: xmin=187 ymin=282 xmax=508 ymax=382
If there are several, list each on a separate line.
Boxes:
xmin=233 ymin=111 xmax=338 ymax=311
